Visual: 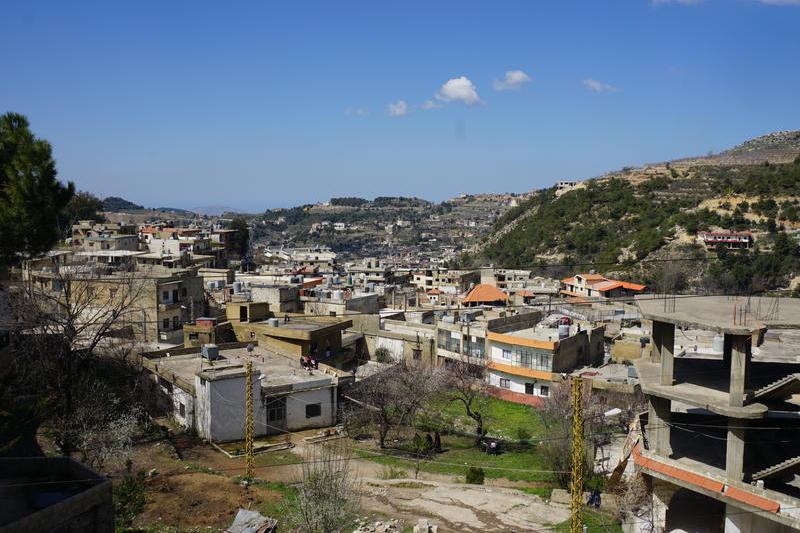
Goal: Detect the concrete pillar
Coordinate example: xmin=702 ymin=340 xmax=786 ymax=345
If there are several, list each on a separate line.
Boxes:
xmin=651 ymin=321 xmax=663 ymax=363
xmin=648 ymin=396 xmax=672 ymax=457
xmin=728 ymin=334 xmax=752 ymax=407
xmin=653 ymin=321 xmax=675 ymax=386
xmin=726 ymin=419 xmax=746 ymax=482
xmin=651 ymin=478 xmax=678 ymax=533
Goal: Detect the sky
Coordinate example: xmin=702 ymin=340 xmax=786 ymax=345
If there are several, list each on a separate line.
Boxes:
xmin=2 ymin=1 xmax=800 ymax=212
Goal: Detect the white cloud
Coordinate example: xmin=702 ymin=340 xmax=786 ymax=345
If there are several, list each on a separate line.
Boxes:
xmin=387 ymin=100 xmax=409 ymax=117
xmin=345 ymin=107 xmax=368 ymax=116
xmin=420 ymin=100 xmax=443 ymax=110
xmin=582 ymin=78 xmax=620 ymax=93
xmin=435 ymin=76 xmax=484 ymax=106
xmin=493 ymin=70 xmax=532 ymax=91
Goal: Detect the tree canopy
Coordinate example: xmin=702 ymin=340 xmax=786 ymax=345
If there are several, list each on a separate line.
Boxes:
xmin=58 ymin=191 xmax=106 ymax=236
xmin=0 ymin=112 xmax=74 ymax=265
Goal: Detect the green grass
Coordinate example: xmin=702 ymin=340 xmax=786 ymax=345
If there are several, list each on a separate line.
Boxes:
xmin=515 ymin=486 xmax=554 ymax=499
xmin=431 ymin=396 xmax=547 ymax=441
xmin=551 ymin=509 xmax=623 ymax=533
xmin=354 ymin=434 xmax=553 ymax=483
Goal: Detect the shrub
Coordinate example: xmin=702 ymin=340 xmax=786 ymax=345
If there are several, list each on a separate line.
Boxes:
xmin=465 ymin=467 xmax=485 ymax=485
xmin=113 ymin=471 xmax=146 ymax=528
xmin=373 ymin=347 xmax=392 ymax=363
xmin=516 ymin=427 xmax=532 ymax=443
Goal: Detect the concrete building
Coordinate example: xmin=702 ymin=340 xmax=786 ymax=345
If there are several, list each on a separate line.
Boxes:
xmin=631 ymin=295 xmax=800 ymax=532
xmin=347 ymin=257 xmax=401 ymax=286
xmin=147 ymin=301 xmax=353 ymax=441
xmin=485 ymin=314 xmax=604 ymax=405
xmin=698 ymin=231 xmax=754 ymax=250
xmin=479 ymin=267 xmax=534 ymax=290
xmin=144 ymin=342 xmax=348 ymax=441
xmin=22 ymin=258 xmax=205 ymax=346
xmin=560 ymin=273 xmax=647 ymax=300
xmin=0 ymin=457 xmax=112 ymax=533
xmin=70 ymin=220 xmax=137 ymax=249
xmin=263 ymin=246 xmax=338 ymax=272
xmin=411 ymin=268 xmax=480 ymax=295
xmin=301 ymin=289 xmax=380 ymax=317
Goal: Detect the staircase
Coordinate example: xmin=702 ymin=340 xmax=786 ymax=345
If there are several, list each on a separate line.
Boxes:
xmin=751 ymin=455 xmax=800 ymax=482
xmin=751 ymin=373 xmax=800 ymax=401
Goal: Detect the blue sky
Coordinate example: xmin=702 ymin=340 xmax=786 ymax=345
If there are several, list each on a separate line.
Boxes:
xmin=2 ymin=1 xmax=799 ymax=211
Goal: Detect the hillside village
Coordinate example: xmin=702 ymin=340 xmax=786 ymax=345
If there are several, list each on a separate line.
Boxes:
xmin=2 ymin=121 xmax=800 ymax=533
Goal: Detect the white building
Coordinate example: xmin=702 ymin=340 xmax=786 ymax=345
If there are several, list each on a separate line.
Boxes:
xmin=145 ymin=344 xmax=343 ymax=442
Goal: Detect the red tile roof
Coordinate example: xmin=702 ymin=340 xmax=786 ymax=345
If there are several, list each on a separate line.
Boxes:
xmin=462 ymin=284 xmax=508 ymax=304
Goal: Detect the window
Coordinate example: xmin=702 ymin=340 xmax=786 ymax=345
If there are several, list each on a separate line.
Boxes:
xmin=412 ymin=349 xmax=422 ymax=360
xmin=162 ymin=291 xmax=169 ymax=303
xmin=158 ymin=377 xmax=173 ymax=393
xmin=172 ymin=316 xmax=180 ymax=329
xmin=162 ymin=318 xmax=170 ymax=330
xmin=188 ymin=332 xmax=199 ymax=340
xmin=525 ymin=383 xmax=535 ymax=395
xmin=305 ymin=403 xmax=322 ymax=418
xmin=502 ymin=349 xmax=511 ymax=360
xmin=181 ymin=287 xmax=187 ymax=297
xmin=499 ymin=378 xmax=511 ymax=389
xmin=179 ymin=403 xmax=185 ymax=417
xmin=539 ymin=386 xmax=549 ymax=397
xmin=267 ymin=398 xmax=286 ymax=423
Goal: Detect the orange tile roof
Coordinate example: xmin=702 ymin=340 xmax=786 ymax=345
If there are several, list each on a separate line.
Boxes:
xmin=426 ymin=288 xmax=443 ymax=295
xmin=462 ymin=284 xmax=508 ymax=304
xmin=621 ymin=281 xmax=646 ymax=291
xmin=593 ymin=280 xmax=623 ymax=291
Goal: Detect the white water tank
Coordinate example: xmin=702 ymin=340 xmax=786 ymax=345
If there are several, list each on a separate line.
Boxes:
xmin=233 ymin=281 xmax=243 ymax=293
xmin=332 ymin=290 xmax=344 ymax=301
xmin=267 ymin=318 xmax=279 ymax=327
xmin=558 ymin=324 xmax=570 ymax=340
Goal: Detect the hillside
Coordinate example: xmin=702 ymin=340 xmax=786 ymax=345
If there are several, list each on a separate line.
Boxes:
xmin=102 ymin=196 xmax=144 ymax=211
xmin=475 ymin=131 xmax=800 ymax=293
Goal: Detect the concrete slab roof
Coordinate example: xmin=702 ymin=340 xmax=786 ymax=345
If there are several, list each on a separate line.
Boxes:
xmin=150 ymin=345 xmax=334 ymax=390
xmin=636 ymin=295 xmax=800 ymax=335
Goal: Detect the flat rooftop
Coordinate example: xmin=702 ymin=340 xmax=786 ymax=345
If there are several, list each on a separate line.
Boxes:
xmin=150 ymin=345 xmax=334 ymax=391
xmin=636 ymin=295 xmax=800 ymax=335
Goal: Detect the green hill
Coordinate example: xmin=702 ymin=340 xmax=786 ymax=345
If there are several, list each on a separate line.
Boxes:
xmin=473 ymin=131 xmax=800 ymax=293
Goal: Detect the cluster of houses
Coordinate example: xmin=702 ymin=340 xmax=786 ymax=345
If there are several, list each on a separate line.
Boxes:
xmin=12 ymin=218 xmax=800 ymax=532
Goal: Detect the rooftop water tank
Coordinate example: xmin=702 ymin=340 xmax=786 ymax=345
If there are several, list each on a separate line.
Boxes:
xmin=558 ymin=324 xmax=570 ymax=340
xmin=233 ymin=281 xmax=243 ymax=293
xmin=201 ymin=344 xmax=220 ymax=360
xmin=267 ymin=318 xmax=280 ymax=327
xmin=332 ymin=290 xmax=344 ymax=301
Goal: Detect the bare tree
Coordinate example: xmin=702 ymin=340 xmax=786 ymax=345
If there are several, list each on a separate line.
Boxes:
xmin=346 ymin=362 xmax=440 ymax=448
xmin=288 ymin=443 xmax=360 ymax=533
xmin=440 ymin=357 xmax=490 ymax=446
xmin=5 ymin=256 xmax=148 ymax=455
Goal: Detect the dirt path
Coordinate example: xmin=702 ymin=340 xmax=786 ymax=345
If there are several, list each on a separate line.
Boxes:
xmin=359 ymin=478 xmax=570 ymax=532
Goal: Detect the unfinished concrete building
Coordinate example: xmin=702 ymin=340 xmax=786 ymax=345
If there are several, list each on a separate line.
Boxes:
xmin=632 ymin=295 xmax=800 ymax=532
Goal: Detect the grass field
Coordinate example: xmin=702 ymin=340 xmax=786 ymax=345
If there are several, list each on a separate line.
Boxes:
xmin=354 ymin=433 xmax=555 ymax=483
xmin=431 ymin=395 xmax=547 ymax=441
xmin=552 ymin=508 xmax=623 ymax=532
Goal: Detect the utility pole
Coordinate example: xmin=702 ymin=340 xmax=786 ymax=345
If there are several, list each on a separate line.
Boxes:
xmin=570 ymin=376 xmax=584 ymax=533
xmin=244 ymin=360 xmax=255 ymax=480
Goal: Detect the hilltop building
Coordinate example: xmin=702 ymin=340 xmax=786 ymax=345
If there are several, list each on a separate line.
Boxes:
xmin=698 ymin=231 xmax=754 ymax=250
xmin=560 ymin=273 xmax=646 ymax=300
